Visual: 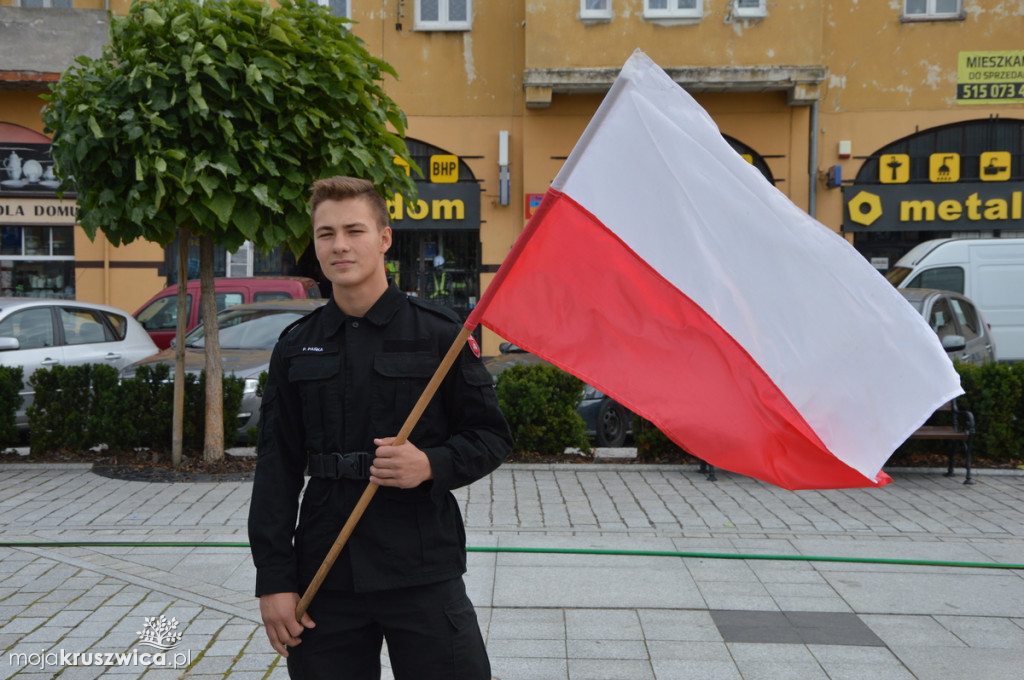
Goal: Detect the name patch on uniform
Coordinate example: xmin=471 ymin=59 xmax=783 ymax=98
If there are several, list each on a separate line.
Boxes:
xmin=302 ymin=346 xmax=325 ymax=352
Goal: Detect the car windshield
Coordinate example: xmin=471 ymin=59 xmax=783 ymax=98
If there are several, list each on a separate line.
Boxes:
xmin=184 ymin=309 xmax=306 ymax=350
xmin=884 ymin=267 xmax=912 ymax=286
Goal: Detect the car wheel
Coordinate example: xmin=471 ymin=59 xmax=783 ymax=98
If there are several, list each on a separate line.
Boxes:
xmin=595 ymin=399 xmax=629 ymax=447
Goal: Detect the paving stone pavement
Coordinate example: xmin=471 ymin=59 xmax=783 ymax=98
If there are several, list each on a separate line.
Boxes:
xmin=1 ymin=460 xmax=1023 ymax=679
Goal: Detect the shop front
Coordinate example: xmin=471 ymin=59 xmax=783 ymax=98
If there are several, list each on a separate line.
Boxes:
xmin=0 ymin=129 xmax=78 ymax=300
xmin=387 ymin=139 xmax=482 ymax=322
xmin=841 ymin=118 xmax=1024 ymax=269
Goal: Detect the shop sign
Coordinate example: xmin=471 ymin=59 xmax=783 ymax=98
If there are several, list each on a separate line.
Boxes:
xmin=842 ymin=183 xmax=1024 ymax=232
xmin=957 ymin=50 xmax=1024 ymax=105
xmin=0 ymin=197 xmax=79 ymax=225
xmin=879 ymin=151 xmax=1013 ymax=184
xmin=429 ymin=154 xmax=459 ymax=183
xmin=525 ymin=193 xmax=544 ymax=219
xmin=388 ymin=181 xmax=480 ymax=231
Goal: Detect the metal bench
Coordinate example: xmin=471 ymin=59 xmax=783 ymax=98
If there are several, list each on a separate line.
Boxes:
xmin=907 ymin=399 xmax=976 ymax=484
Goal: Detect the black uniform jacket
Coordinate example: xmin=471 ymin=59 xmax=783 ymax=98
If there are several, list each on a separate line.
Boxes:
xmin=248 ymin=284 xmax=512 ymax=596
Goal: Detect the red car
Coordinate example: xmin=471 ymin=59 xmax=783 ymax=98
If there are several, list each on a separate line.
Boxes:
xmin=133 ymin=276 xmax=322 ymax=349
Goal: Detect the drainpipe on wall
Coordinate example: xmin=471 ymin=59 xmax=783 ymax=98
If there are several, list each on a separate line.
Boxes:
xmin=808 ymin=100 xmax=819 ymax=219
xmin=103 ymin=239 xmax=110 ymax=305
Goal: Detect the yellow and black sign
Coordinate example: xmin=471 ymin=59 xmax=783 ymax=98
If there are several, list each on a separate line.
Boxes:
xmin=388 ymin=181 xmax=480 ymax=231
xmin=393 ymin=157 xmax=411 ymax=176
xmin=929 ymin=153 xmax=960 ymax=183
xmin=429 ymin=154 xmax=459 ymax=183
xmin=879 ymin=154 xmax=910 ymax=184
xmin=843 ymin=183 xmax=1024 ymax=232
xmin=957 ymin=50 xmax=1024 ymax=105
xmin=980 ymin=151 xmax=1012 ymax=181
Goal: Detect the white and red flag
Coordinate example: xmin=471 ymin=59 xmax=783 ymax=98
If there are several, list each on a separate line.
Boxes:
xmin=465 ymin=51 xmax=962 ymax=490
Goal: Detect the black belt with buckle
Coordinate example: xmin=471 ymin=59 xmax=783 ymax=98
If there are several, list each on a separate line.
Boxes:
xmin=307 ymin=452 xmax=372 ymax=480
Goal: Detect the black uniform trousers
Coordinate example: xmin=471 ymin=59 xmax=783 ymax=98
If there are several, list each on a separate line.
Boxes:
xmin=286 ymin=577 xmax=490 ymax=680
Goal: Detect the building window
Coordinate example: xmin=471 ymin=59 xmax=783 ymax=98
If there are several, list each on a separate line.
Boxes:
xmin=644 ymin=0 xmax=702 ymax=19
xmin=0 ymin=227 xmax=75 ymax=299
xmin=316 ymin=0 xmax=350 ymax=19
xmin=227 ymin=241 xmax=253 ymax=278
xmin=416 ymin=0 xmax=471 ymax=31
xmin=581 ymin=0 xmax=612 ymax=20
xmin=14 ymin=0 xmax=74 ymax=7
xmin=904 ymin=0 xmax=962 ymax=19
xmin=732 ymin=0 xmax=767 ymax=18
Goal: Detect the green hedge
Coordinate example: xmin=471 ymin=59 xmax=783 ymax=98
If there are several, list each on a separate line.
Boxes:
xmin=0 ymin=365 xmax=23 ymax=450
xmin=495 ymin=364 xmax=591 ymax=456
xmin=633 ymin=416 xmax=691 ymax=460
xmin=954 ymin=361 xmax=1024 ymax=460
xmin=26 ymin=363 xmax=243 ymax=456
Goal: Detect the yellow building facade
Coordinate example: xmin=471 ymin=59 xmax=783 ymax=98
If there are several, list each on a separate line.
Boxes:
xmin=1 ymin=0 xmax=1021 ymax=354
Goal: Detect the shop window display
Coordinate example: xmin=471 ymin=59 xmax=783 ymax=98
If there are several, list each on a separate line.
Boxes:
xmin=0 ymin=226 xmax=75 ymax=298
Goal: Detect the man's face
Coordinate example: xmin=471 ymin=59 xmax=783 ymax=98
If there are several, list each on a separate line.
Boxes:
xmin=313 ymin=197 xmax=392 ymax=291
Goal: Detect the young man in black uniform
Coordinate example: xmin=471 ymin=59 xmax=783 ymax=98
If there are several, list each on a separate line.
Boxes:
xmin=248 ymin=176 xmax=512 ymax=679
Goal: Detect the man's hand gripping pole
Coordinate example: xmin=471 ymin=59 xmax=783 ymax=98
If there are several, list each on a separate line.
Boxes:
xmin=294 ymin=325 xmax=476 ymax=621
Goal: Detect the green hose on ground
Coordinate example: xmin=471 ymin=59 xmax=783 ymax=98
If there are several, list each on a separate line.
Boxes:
xmin=0 ymin=541 xmax=1020 ymax=570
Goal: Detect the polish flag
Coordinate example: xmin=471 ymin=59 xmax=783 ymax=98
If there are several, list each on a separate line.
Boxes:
xmin=465 ymin=51 xmax=962 ymax=490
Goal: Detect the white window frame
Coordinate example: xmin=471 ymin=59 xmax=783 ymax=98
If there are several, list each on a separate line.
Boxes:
xmin=316 ymin=0 xmax=350 ymax=20
xmin=903 ymin=0 xmax=963 ymax=19
xmin=643 ymin=0 xmax=700 ymax=20
xmin=732 ymin=0 xmax=767 ymax=19
xmin=227 ymin=241 xmax=253 ymax=278
xmin=415 ymin=0 xmax=472 ymax=32
xmin=13 ymin=0 xmax=74 ymax=7
xmin=580 ymin=0 xmax=613 ymax=21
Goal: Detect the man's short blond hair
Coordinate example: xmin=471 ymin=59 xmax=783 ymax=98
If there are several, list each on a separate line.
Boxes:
xmin=310 ymin=176 xmax=390 ymax=229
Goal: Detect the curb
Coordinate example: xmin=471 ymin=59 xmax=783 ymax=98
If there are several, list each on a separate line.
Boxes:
xmin=0 ymin=463 xmax=94 ymax=471
xmin=2 ymin=461 xmax=1021 ymax=476
xmin=504 ymin=462 xmax=1024 ymax=476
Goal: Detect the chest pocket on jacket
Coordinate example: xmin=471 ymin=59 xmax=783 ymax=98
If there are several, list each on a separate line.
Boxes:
xmin=371 ymin=352 xmax=437 ymax=435
xmin=288 ymin=352 xmax=340 ymax=448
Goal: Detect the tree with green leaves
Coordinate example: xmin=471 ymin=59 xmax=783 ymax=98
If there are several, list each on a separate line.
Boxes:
xmin=43 ymin=0 xmax=417 ymax=463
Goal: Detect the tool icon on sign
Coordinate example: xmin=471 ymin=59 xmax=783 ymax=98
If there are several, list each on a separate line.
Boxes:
xmin=879 ymin=154 xmax=910 ymax=184
xmin=983 ymin=161 xmax=1005 ymax=175
xmin=887 ymin=158 xmax=902 ymax=180
xmin=979 ymin=152 xmax=1011 ymax=182
xmin=937 ymin=156 xmax=954 ymax=180
xmin=929 ymin=153 xmax=960 ymax=183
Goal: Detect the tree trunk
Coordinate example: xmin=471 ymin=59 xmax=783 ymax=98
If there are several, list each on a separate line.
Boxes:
xmin=199 ymin=234 xmax=224 ymax=463
xmin=171 ymin=230 xmax=188 ymax=467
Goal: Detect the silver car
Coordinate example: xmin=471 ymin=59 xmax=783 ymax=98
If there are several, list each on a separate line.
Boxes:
xmin=122 ymin=298 xmax=326 ymax=442
xmin=0 ymin=298 xmax=159 ymax=428
xmin=899 ymin=288 xmax=997 ymax=365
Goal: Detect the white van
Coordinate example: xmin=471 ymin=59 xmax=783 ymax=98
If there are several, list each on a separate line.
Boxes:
xmin=885 ymin=237 xmax=1024 ymax=362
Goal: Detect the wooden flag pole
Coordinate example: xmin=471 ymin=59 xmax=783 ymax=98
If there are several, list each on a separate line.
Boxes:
xmin=295 ymin=324 xmax=475 ymax=621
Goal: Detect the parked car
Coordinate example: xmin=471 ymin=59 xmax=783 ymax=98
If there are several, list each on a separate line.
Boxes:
xmin=886 ymin=237 xmax=1024 ymax=361
xmin=899 ymin=288 xmax=996 ymax=365
xmin=484 ymin=343 xmax=632 ymax=447
xmin=122 ymin=298 xmax=326 ymax=442
xmin=0 ymin=298 xmax=159 ymax=428
xmin=133 ymin=276 xmax=323 ymax=349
